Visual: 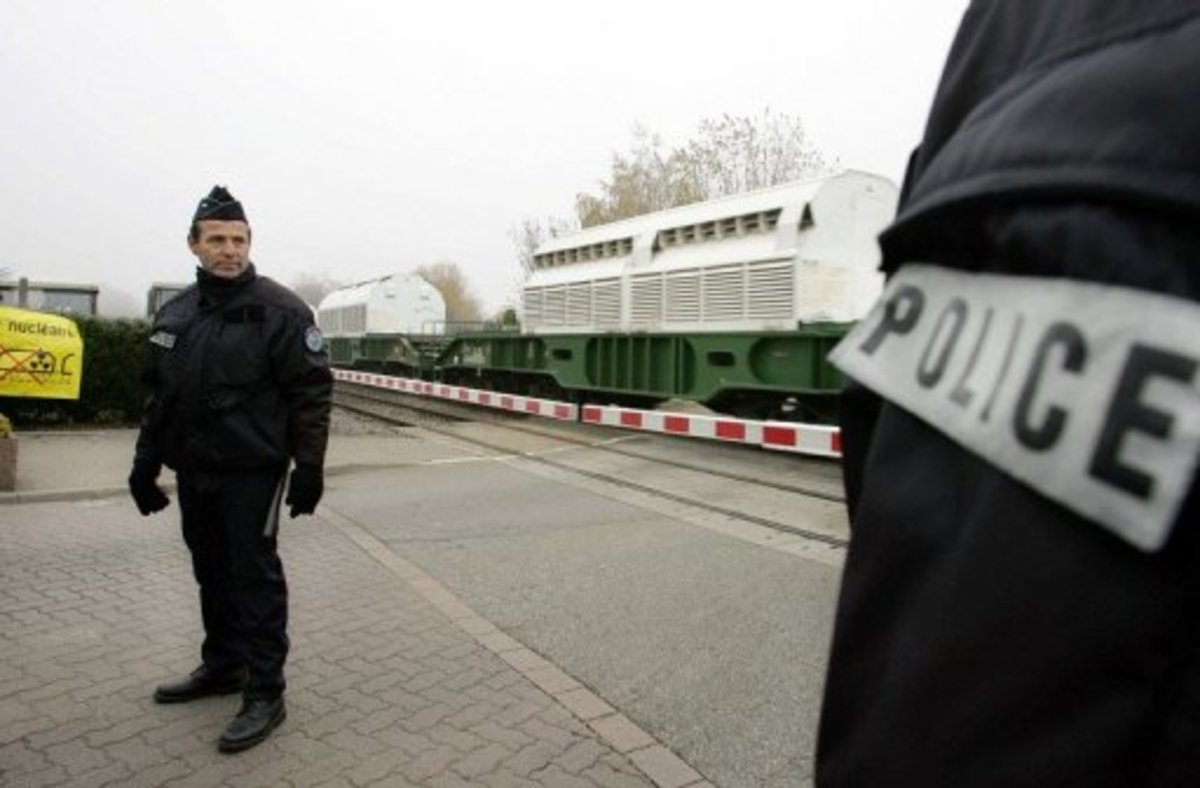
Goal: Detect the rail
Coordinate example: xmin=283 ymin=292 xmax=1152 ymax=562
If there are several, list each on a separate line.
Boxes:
xmin=334 ymin=385 xmax=849 ymax=547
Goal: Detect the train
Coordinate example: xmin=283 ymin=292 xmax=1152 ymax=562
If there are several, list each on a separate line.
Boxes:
xmin=319 ymin=271 xmax=451 ymax=372
xmin=322 ymin=170 xmax=899 ymax=423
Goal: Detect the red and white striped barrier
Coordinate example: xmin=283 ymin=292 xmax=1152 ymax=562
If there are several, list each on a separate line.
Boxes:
xmin=581 ymin=405 xmax=841 ymax=459
xmin=582 ymin=405 xmax=765 ymax=444
xmin=334 ymin=369 xmax=577 ymax=421
xmin=335 ymin=369 xmax=841 ymax=458
xmin=759 ymin=421 xmax=842 ymax=458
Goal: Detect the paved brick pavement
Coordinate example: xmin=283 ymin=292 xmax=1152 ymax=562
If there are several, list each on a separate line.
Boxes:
xmin=1 ymin=451 xmax=713 ymax=786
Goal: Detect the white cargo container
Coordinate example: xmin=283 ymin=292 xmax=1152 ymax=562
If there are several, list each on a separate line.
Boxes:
xmin=317 ymin=273 xmax=446 ymax=337
xmin=523 ymin=170 xmax=898 ymax=334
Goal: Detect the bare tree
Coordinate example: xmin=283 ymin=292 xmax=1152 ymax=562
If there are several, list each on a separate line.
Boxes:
xmin=509 ymin=215 xmax=577 ymax=278
xmin=575 ymin=124 xmax=706 ymax=227
xmin=575 ymin=110 xmax=835 ymax=227
xmin=413 ymin=261 xmax=484 ymax=323
xmin=290 ymin=271 xmax=344 ymax=307
xmin=687 ymin=109 xmax=835 ymax=196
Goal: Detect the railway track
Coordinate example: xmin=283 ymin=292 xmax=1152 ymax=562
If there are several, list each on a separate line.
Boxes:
xmin=335 ymin=382 xmax=850 ymax=549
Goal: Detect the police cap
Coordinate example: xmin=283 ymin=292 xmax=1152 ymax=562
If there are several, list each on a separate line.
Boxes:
xmin=194 ymin=185 xmax=247 ymax=223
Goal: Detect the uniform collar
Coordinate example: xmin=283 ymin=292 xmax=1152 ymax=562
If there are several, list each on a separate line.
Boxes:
xmin=196 ymin=263 xmax=257 ymax=307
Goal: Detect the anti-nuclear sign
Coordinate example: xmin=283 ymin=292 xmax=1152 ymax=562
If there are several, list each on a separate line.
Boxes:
xmin=0 ymin=306 xmax=83 ymax=400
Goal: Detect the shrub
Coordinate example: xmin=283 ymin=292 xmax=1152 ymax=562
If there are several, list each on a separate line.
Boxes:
xmin=5 ymin=317 xmax=151 ymax=428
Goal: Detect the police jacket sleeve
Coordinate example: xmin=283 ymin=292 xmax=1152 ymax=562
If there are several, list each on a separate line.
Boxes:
xmin=270 ymin=310 xmax=333 ymax=468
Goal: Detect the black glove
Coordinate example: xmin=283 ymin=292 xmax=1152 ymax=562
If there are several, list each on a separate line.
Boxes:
xmin=286 ymin=464 xmax=323 ymax=517
xmin=128 ymin=460 xmax=170 ymax=516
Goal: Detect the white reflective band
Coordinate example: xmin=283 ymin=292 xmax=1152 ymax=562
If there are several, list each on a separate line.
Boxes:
xmin=830 ymin=264 xmax=1200 ymax=552
xmin=149 ymin=331 xmax=176 ymax=349
xmin=264 ymin=473 xmax=285 ymax=537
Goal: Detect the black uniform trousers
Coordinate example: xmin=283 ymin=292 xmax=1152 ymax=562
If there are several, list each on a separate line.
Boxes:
xmin=177 ymin=466 xmax=289 ymax=701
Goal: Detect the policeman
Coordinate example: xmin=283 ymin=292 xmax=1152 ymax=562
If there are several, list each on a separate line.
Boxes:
xmin=128 ymin=185 xmax=332 ymax=753
xmin=817 ymin=2 xmax=1199 ymax=786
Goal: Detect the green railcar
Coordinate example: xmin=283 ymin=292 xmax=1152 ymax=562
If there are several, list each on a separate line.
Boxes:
xmin=432 ymin=325 xmax=850 ymax=423
xmin=328 ymin=334 xmax=450 ymax=377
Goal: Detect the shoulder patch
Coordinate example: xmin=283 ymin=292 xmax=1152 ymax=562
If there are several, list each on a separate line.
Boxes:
xmin=830 ymin=264 xmax=1200 ymax=552
xmin=149 ymin=331 xmax=176 ymax=349
xmin=304 ymin=326 xmax=324 ymax=353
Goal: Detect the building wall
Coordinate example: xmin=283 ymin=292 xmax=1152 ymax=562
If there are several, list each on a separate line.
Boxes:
xmin=0 ymin=281 xmax=99 ymax=317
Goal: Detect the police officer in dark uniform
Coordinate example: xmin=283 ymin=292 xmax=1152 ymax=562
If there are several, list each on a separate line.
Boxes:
xmin=129 ymin=185 xmax=332 ymax=753
xmin=817 ymin=2 xmax=1199 ymax=785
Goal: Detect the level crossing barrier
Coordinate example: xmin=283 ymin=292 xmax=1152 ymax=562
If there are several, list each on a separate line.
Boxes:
xmin=333 ymin=369 xmax=841 ymax=459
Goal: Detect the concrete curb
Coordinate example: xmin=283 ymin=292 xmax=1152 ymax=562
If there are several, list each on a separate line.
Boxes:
xmin=0 ymin=462 xmax=419 ymax=506
xmin=0 ymin=484 xmax=141 ymax=506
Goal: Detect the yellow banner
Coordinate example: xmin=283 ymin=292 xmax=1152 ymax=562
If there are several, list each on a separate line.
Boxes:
xmin=0 ymin=306 xmax=83 ymax=400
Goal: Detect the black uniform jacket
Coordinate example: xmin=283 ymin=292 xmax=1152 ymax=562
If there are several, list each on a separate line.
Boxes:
xmin=818 ymin=2 xmax=1199 ymax=786
xmin=135 ymin=264 xmax=332 ymax=473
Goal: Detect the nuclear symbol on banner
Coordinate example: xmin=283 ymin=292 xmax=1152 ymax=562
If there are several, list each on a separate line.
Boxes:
xmin=28 ymin=350 xmax=56 ymax=374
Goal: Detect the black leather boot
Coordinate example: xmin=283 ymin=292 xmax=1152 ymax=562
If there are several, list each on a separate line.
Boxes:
xmin=218 ymin=697 xmax=286 ymax=753
xmin=153 ymin=665 xmax=247 ymax=704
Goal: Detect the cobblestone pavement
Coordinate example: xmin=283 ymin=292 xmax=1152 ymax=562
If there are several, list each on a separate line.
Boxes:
xmin=0 ymin=488 xmax=711 ymax=787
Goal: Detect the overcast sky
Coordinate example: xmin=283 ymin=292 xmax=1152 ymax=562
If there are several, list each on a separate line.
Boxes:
xmin=2 ymin=0 xmax=969 ymax=317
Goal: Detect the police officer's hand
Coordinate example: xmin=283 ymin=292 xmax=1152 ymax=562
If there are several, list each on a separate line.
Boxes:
xmin=286 ymin=464 xmax=323 ymax=517
xmin=128 ymin=460 xmax=170 ymax=516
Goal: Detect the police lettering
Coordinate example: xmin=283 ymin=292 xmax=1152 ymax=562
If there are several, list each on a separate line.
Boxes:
xmin=1014 ymin=322 xmax=1086 ymax=451
xmin=831 ymin=265 xmax=1200 ymax=550
xmin=917 ymin=298 xmax=967 ymax=388
xmin=858 ymin=285 xmax=924 ymax=355
xmin=1089 ymin=344 xmax=1198 ymax=500
xmin=948 ymin=308 xmax=994 ymax=409
xmin=858 ymin=283 xmax=1197 ymax=501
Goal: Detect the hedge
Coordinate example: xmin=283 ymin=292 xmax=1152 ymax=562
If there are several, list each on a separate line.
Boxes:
xmin=2 ymin=317 xmax=151 ymax=429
